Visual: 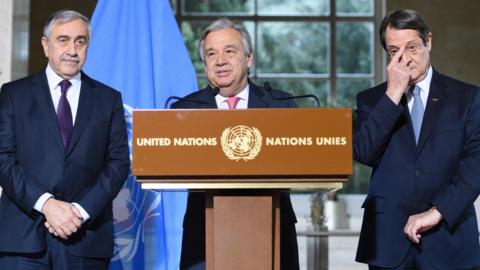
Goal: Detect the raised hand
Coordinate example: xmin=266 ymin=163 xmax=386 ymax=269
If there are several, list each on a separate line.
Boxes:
xmin=386 ymin=46 xmax=412 ymax=105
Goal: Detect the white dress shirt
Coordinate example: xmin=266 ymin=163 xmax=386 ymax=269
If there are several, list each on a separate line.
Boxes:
xmin=407 ymin=65 xmax=433 ymax=113
xmin=215 ymin=84 xmax=250 ymax=109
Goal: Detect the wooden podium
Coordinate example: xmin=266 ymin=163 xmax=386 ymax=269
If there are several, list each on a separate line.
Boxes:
xmin=132 ymin=108 xmax=352 ymax=270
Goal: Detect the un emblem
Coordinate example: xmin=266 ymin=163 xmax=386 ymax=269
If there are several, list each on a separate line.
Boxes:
xmin=221 ymin=125 xmax=262 ymax=161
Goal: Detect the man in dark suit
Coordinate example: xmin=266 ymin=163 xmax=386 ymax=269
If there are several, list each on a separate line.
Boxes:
xmin=354 ymin=9 xmax=480 ymax=270
xmin=0 ymin=10 xmax=130 ymax=269
xmin=171 ymin=19 xmax=299 ymax=270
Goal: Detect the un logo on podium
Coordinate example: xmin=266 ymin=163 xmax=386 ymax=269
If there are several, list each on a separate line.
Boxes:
xmin=221 ymin=125 xmax=262 ymax=161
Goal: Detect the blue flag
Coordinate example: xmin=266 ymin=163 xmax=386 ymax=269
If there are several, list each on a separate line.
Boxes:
xmin=84 ymin=1 xmax=197 ymax=269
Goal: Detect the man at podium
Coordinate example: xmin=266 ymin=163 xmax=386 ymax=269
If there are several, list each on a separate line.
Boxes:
xmin=171 ymin=19 xmax=300 ymax=270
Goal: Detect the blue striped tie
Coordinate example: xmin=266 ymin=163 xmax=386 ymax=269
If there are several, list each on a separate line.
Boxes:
xmin=411 ymin=85 xmax=424 ymax=144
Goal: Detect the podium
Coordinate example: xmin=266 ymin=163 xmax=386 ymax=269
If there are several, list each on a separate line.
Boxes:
xmin=132 ymin=108 xmax=352 ymax=270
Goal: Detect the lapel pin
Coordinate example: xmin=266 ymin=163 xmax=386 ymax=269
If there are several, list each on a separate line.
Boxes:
xmin=432 ymin=98 xmax=439 ymax=102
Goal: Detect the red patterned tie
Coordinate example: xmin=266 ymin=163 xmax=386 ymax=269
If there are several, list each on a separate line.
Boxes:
xmin=226 ymin=96 xmax=240 ymax=109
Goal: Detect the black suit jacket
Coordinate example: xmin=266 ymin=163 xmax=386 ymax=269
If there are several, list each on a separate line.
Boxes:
xmin=354 ymin=69 xmax=480 ymax=269
xmin=171 ymin=82 xmax=299 ymax=270
xmin=0 ymin=70 xmax=130 ymax=258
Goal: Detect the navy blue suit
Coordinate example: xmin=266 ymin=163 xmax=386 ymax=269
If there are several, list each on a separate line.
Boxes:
xmin=354 ymin=69 xmax=480 ymax=269
xmin=0 ymin=71 xmax=130 ymax=258
xmin=171 ymin=82 xmax=299 ymax=270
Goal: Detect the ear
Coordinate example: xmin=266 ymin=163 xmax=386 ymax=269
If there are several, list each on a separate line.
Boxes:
xmin=41 ymin=37 xmax=49 ymax=58
xmin=246 ymin=53 xmax=253 ymax=68
xmin=426 ymin=32 xmax=432 ymax=52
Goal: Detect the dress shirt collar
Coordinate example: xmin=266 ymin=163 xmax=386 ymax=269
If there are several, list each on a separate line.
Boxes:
xmin=45 ymin=64 xmax=81 ymax=91
xmin=215 ymin=83 xmax=250 ymax=109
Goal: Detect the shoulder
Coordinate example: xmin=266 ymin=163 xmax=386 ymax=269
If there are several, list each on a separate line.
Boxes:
xmin=170 ymin=86 xmax=211 ymax=109
xmin=357 ymin=82 xmax=387 ymax=101
xmin=182 ymin=87 xmax=210 ymax=100
xmin=82 ymin=72 xmax=122 ymax=99
xmin=251 ymin=81 xmax=300 ymax=108
xmin=435 ymin=71 xmax=478 ymax=92
xmin=1 ymin=72 xmax=43 ymax=93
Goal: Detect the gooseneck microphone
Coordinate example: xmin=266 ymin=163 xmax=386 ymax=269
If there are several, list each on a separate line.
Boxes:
xmin=163 ymin=96 xmax=208 ymax=109
xmin=263 ymin=82 xmax=320 ymax=108
xmin=211 ymin=87 xmax=220 ymax=96
xmin=164 ymin=87 xmax=220 ymax=109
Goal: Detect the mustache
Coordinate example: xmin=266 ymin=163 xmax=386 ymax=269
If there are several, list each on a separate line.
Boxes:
xmin=62 ymin=55 xmax=80 ymax=62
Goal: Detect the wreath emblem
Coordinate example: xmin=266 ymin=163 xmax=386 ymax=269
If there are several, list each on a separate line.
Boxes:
xmin=221 ymin=125 xmax=262 ymax=161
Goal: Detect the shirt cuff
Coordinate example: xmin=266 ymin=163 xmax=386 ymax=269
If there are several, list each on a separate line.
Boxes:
xmin=34 ymin=193 xmax=53 ymax=213
xmin=71 ymin=203 xmax=90 ymax=224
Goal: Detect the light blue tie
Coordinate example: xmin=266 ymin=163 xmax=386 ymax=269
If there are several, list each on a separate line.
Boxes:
xmin=411 ymin=85 xmax=424 ymax=144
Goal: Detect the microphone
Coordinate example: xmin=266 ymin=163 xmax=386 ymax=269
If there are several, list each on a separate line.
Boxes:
xmin=211 ymin=87 xmax=220 ymax=96
xmin=264 ymin=82 xmax=320 ymax=108
xmin=164 ymin=87 xmax=221 ymax=109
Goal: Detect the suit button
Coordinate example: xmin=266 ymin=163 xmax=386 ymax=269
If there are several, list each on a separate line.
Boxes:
xmin=415 ymin=170 xmax=422 ymax=176
xmin=64 ymin=162 xmax=69 ymax=167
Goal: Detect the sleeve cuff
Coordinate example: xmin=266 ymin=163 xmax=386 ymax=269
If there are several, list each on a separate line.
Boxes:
xmin=34 ymin=193 xmax=53 ymax=213
xmin=71 ymin=202 xmax=90 ymax=224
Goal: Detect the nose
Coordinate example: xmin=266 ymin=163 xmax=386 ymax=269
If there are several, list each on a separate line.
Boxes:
xmin=215 ymin=52 xmax=227 ymax=65
xmin=66 ymin=40 xmax=78 ymax=55
xmin=401 ymin=49 xmax=412 ymax=63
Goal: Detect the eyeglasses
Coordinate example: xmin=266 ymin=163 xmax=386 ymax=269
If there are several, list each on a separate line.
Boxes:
xmin=387 ymin=41 xmax=425 ymax=58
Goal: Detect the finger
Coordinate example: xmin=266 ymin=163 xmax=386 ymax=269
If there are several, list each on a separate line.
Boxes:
xmin=61 ymin=226 xmax=74 ymax=237
xmin=57 ymin=230 xmax=68 ymax=240
xmin=390 ymin=46 xmax=406 ymax=64
xmin=399 ymin=51 xmax=410 ymax=66
xmin=71 ymin=205 xmax=82 ymax=219
xmin=73 ymin=217 xmax=83 ymax=228
xmin=44 ymin=222 xmax=50 ymax=229
xmin=66 ymin=223 xmax=78 ymax=234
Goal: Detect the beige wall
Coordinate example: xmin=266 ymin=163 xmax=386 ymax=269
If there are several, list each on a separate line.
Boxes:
xmin=388 ymin=0 xmax=480 ymax=86
xmin=0 ymin=0 xmax=13 ymax=85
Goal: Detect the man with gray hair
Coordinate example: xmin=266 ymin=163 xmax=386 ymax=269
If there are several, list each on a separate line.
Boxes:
xmin=0 ymin=9 xmax=129 ymax=269
xmin=171 ymin=19 xmax=300 ymax=270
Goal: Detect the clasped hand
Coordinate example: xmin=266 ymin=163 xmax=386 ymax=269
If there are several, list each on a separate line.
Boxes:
xmin=42 ymin=198 xmax=83 ymax=240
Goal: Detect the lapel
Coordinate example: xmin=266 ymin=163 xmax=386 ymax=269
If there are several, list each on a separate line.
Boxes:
xmin=416 ymin=69 xmax=448 ymax=156
xmin=30 ymin=71 xmax=65 ymax=152
xmin=197 ymin=86 xmax=219 ymax=109
xmin=247 ymin=82 xmax=269 ymax=108
xmin=65 ymin=72 xmax=96 ymax=156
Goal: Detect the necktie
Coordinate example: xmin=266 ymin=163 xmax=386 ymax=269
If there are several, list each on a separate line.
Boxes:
xmin=226 ymin=96 xmax=240 ymax=109
xmin=411 ymin=85 xmax=424 ymax=144
xmin=57 ymin=80 xmax=73 ymax=149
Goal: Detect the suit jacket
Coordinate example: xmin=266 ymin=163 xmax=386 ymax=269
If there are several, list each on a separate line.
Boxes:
xmin=354 ymin=69 xmax=480 ymax=269
xmin=0 ymin=70 xmax=130 ymax=258
xmin=171 ymin=82 xmax=299 ymax=270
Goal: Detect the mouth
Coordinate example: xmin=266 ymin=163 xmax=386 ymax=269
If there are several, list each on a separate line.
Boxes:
xmin=63 ymin=60 xmax=79 ymax=65
xmin=215 ymin=69 xmax=231 ymax=77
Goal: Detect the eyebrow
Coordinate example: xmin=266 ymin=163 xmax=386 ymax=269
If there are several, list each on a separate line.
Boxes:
xmin=55 ymin=35 xmax=88 ymax=40
xmin=387 ymin=39 xmax=422 ymax=49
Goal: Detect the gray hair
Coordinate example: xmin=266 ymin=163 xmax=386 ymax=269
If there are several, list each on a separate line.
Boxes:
xmin=198 ymin=19 xmax=253 ymax=61
xmin=43 ymin=10 xmax=91 ymax=41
